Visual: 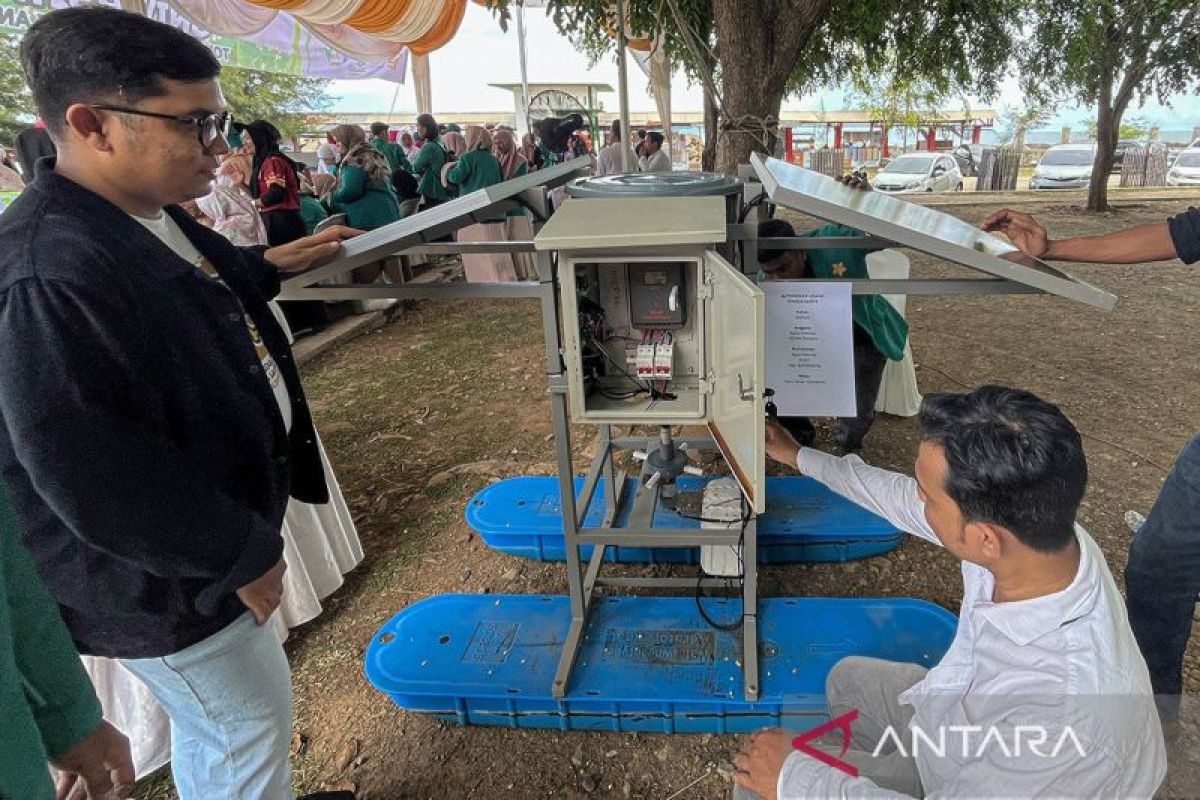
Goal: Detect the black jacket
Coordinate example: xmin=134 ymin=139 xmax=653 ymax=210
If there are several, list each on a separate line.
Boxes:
xmin=0 ymin=162 xmax=328 ymax=658
xmin=1168 ymin=207 xmax=1200 ymax=264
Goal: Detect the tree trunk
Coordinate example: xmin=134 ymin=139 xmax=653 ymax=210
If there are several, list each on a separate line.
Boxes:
xmin=711 ymin=0 xmax=832 ymax=174
xmin=702 ymin=82 xmax=718 ymax=172
xmin=1089 ymin=104 xmax=1116 ymax=211
xmin=1089 ymin=76 xmax=1116 ymax=212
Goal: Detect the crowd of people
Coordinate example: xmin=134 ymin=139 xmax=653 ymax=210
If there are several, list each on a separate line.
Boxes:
xmin=7 ymin=6 xmax=1200 ymax=800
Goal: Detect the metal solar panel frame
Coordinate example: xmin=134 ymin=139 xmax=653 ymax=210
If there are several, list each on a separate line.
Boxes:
xmin=751 ymin=154 xmax=1117 ymax=310
xmin=279 ymin=159 xmax=590 ymax=299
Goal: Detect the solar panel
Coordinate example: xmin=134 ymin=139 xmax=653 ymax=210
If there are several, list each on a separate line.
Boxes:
xmin=751 ymin=154 xmax=1117 ymax=310
xmin=281 ymin=158 xmax=590 ymax=289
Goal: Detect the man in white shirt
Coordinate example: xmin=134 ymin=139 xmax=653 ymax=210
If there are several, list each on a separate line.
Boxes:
xmin=595 ymin=119 xmax=636 ymax=176
xmin=734 ymin=385 xmax=1165 ymax=799
xmin=637 ymin=131 xmax=672 ymax=173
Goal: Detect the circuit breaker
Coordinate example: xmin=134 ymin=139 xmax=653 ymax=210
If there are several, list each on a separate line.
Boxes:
xmin=534 ymin=195 xmax=767 ymax=513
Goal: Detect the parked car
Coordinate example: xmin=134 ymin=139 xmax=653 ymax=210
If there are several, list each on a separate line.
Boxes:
xmin=1112 ymin=139 xmax=1146 ymax=172
xmin=872 ymin=153 xmax=964 ymax=193
xmin=1167 ymin=148 xmax=1200 ymax=186
xmin=1029 ymin=144 xmax=1097 ymax=190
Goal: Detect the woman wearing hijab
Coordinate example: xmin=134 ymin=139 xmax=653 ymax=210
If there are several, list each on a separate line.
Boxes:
xmin=400 ymin=131 xmax=419 ymax=163
xmin=448 ymin=126 xmax=516 ymax=283
xmin=244 ymin=120 xmax=306 ymax=246
xmin=520 ymin=132 xmax=542 ymax=171
xmin=195 ymin=154 xmax=268 ymax=247
xmin=296 ymin=171 xmax=329 ymax=236
xmin=493 ymin=128 xmax=537 ymax=280
xmin=438 ymin=130 xmax=469 ymax=195
xmin=243 ymin=120 xmax=329 ymax=332
xmin=410 ymin=113 xmax=451 ymax=210
xmin=447 ymin=126 xmax=502 ymax=194
xmin=327 ymin=124 xmax=400 ymax=231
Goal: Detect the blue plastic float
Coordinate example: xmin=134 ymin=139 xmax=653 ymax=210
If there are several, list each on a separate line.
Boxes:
xmin=466 ymin=475 xmax=904 ymax=565
xmin=365 ymin=594 xmax=956 ymax=733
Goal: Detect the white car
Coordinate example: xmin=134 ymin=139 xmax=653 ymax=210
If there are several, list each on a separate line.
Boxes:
xmin=1030 ymin=144 xmax=1097 ymax=190
xmin=873 ymin=153 xmax=965 ymax=194
xmin=1168 ymin=149 xmax=1200 ymax=186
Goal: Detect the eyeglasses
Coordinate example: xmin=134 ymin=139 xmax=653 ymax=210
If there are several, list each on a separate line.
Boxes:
xmin=89 ymin=105 xmax=233 ymax=149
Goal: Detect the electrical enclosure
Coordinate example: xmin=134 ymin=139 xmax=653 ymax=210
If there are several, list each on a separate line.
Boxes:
xmin=536 ymin=196 xmax=767 ymax=512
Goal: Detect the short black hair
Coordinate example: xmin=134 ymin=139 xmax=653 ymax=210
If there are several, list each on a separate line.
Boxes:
xmin=20 ymin=7 xmax=221 ymax=138
xmin=647 ymin=131 xmax=664 ymax=146
xmin=370 ymin=122 xmax=389 ymax=137
xmin=918 ymin=385 xmax=1086 ymax=553
xmin=757 ymin=218 xmax=796 ymax=264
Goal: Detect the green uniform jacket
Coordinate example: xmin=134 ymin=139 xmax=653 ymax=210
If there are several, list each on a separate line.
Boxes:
xmin=370 ymin=137 xmax=412 ymax=174
xmin=411 ymin=140 xmax=450 ymax=202
xmin=329 ymin=165 xmax=401 ymax=231
xmin=447 ymin=149 xmax=504 ymax=195
xmin=299 ymin=195 xmax=328 ymax=235
xmin=800 ymin=224 xmax=909 ymax=361
xmin=0 ymin=481 xmax=102 ymax=800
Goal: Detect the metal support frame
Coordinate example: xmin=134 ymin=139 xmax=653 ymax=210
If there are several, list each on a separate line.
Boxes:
xmin=278 ymin=168 xmax=1075 ymax=709
xmin=549 ymin=423 xmax=763 ymax=701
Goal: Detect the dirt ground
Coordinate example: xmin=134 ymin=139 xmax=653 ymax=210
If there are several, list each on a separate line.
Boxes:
xmin=137 ymin=195 xmax=1200 ymax=799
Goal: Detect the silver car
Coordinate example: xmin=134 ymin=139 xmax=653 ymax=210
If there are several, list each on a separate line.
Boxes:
xmin=873 ymin=153 xmax=965 ymax=194
xmin=1030 ymin=144 xmax=1097 ymax=190
xmin=1167 ymin=149 xmax=1200 ymax=186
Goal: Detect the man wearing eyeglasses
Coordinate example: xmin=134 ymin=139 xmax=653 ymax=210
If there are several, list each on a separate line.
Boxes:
xmin=0 ymin=8 xmax=357 ymax=799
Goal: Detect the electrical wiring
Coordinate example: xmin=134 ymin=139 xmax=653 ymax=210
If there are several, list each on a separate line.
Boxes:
xmin=693 ymin=494 xmax=749 ymax=631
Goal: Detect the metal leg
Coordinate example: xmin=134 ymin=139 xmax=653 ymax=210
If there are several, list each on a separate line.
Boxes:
xmin=583 ymin=544 xmax=607 ymax=603
xmin=538 ymin=249 xmax=591 ymax=700
xmin=742 ymin=516 xmax=760 ymax=701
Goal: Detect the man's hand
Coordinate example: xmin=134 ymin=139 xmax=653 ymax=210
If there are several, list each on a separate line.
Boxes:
xmin=765 ymin=419 xmax=802 ymax=469
xmin=52 ymin=721 xmax=135 ymax=800
xmin=838 ymin=172 xmax=872 ymax=191
xmin=236 ymin=557 xmax=287 ymax=625
xmin=264 ymin=226 xmax=362 ymax=273
xmin=733 ymin=728 xmax=794 ymax=800
xmin=980 ymin=209 xmax=1050 ymax=259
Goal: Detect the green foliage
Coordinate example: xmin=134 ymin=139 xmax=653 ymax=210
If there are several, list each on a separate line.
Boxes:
xmin=1086 ymin=116 xmax=1150 ymax=140
xmin=845 ymin=70 xmax=959 ymax=132
xmin=997 ymin=102 xmax=1052 ymax=146
xmin=1020 ymin=0 xmax=1200 ymax=111
xmin=484 ymin=0 xmax=1019 ymax=105
xmin=219 ymin=67 xmax=335 ymax=141
xmin=797 ymin=0 xmax=1020 ymax=102
xmin=1019 ymin=0 xmax=1200 ymax=208
xmin=0 ymin=35 xmax=34 ymax=145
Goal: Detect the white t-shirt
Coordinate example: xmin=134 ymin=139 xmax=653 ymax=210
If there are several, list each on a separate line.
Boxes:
xmin=596 ymin=142 xmax=637 ymax=176
xmin=638 ymin=149 xmax=672 ymax=173
xmin=134 ymin=212 xmax=293 ymax=433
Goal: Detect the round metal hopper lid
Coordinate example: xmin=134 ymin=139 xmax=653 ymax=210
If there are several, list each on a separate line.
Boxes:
xmin=566 ymin=171 xmax=741 ymax=198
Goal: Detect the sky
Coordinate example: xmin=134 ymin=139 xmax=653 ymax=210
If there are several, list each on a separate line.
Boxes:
xmin=329 ymin=3 xmax=1200 ymax=133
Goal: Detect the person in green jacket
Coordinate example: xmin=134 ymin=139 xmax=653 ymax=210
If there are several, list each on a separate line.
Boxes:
xmin=447 ymin=126 xmax=504 ymax=196
xmin=758 ymin=215 xmax=910 ymax=454
xmin=297 ymin=170 xmax=329 ymax=235
xmin=368 ymin=122 xmax=412 ymax=174
xmin=0 ymin=479 xmax=135 ymax=800
xmin=411 ymin=113 xmax=451 ymax=208
xmin=327 ymin=124 xmax=401 ymax=231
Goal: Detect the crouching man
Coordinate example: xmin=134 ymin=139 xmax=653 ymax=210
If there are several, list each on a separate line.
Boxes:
xmin=734 ymin=386 xmax=1165 ymax=798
